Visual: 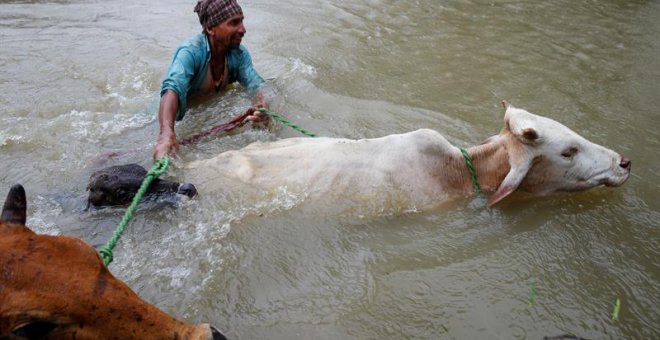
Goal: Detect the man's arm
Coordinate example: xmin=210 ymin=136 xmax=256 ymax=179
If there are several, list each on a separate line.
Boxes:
xmin=153 ymin=90 xmax=180 ymax=160
xmin=155 ymin=41 xmax=200 ymax=159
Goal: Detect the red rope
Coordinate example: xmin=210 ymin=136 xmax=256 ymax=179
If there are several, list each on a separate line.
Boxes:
xmin=179 ymin=111 xmax=251 ymax=145
xmin=97 ymin=111 xmax=252 ymax=161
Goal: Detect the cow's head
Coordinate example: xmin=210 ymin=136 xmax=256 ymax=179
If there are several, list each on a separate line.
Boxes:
xmin=487 ymin=101 xmax=631 ymax=206
xmin=1 ymin=184 xmax=225 ymax=339
xmin=87 ymin=164 xmax=197 ymax=207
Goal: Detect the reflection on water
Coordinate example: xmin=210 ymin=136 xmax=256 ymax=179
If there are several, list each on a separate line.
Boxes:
xmin=1 ymin=0 xmax=659 ymax=339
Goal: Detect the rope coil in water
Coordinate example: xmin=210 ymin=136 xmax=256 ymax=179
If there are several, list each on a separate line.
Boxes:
xmin=99 ymin=155 xmax=170 ymax=266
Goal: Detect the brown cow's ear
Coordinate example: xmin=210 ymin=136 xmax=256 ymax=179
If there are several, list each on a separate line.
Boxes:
xmin=1 ymin=184 xmax=27 ymax=226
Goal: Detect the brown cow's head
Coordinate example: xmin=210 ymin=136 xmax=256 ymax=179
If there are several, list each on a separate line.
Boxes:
xmin=87 ymin=164 xmax=197 ymax=208
xmin=1 ymin=184 xmax=225 ymax=340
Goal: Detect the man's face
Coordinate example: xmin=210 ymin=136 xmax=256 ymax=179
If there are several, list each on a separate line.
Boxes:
xmin=208 ymin=14 xmax=246 ymax=49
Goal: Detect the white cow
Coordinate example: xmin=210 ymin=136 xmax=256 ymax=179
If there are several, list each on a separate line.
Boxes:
xmin=183 ymin=101 xmax=631 ymax=211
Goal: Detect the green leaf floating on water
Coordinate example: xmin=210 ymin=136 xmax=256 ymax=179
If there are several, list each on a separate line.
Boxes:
xmin=612 ymin=298 xmax=621 ymax=321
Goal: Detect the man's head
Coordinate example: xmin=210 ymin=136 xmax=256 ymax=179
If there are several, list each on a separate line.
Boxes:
xmin=195 ymin=0 xmax=245 ymax=48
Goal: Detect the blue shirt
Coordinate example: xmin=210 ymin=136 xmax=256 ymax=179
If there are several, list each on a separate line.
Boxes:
xmin=160 ymin=33 xmax=265 ymax=121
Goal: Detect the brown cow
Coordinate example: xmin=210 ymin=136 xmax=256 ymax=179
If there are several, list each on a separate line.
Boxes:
xmin=0 ymin=184 xmax=226 ymax=339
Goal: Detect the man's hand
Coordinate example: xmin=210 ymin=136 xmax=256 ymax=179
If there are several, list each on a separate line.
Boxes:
xmin=153 ymin=132 xmax=179 ymax=160
xmin=244 ymin=106 xmax=270 ymax=124
xmin=245 ymin=90 xmax=269 ymax=125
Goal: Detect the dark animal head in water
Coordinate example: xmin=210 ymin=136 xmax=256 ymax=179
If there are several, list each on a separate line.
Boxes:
xmin=87 ymin=164 xmax=197 ymax=207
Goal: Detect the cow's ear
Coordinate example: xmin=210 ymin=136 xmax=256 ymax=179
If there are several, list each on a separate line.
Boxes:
xmin=487 ymin=146 xmax=534 ymax=207
xmin=1 ymin=184 xmax=27 ymax=226
xmin=487 ymin=163 xmax=531 ymax=207
xmin=502 ymin=102 xmax=541 ymax=143
xmin=521 ymin=128 xmax=538 ymax=142
xmin=508 ymin=116 xmax=540 ymax=145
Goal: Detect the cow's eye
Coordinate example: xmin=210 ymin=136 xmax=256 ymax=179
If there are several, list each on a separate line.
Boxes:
xmin=13 ymin=321 xmax=58 ymax=339
xmin=561 ymin=146 xmax=578 ymax=159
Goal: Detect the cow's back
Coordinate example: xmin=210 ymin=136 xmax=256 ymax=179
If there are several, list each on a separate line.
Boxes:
xmin=184 ymin=129 xmax=455 ymax=211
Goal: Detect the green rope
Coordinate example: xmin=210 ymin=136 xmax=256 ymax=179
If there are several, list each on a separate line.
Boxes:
xmin=99 ymin=155 xmax=170 ymax=266
xmin=258 ymin=108 xmax=317 ymax=137
xmin=458 ymin=146 xmax=481 ymax=195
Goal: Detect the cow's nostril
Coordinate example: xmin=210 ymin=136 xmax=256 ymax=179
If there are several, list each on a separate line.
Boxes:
xmin=619 ymin=157 xmax=631 ymax=170
xmin=177 ymin=183 xmax=198 ymax=198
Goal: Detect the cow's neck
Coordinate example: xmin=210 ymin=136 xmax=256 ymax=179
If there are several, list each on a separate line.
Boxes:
xmin=462 ymin=138 xmax=511 ymax=194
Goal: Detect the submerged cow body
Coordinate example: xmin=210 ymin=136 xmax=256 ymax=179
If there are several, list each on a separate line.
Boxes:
xmin=89 ymin=101 xmax=630 ymax=211
xmin=0 ymin=185 xmax=225 ymax=339
xmin=184 ymin=101 xmax=630 ymax=208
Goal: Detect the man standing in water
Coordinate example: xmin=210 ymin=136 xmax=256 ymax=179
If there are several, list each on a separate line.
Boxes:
xmin=154 ymin=0 xmax=268 ymax=160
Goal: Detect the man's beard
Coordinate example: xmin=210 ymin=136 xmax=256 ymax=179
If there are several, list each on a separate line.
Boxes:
xmin=229 ymin=35 xmax=243 ymax=48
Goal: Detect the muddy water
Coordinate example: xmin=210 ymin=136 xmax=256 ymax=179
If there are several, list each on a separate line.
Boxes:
xmin=1 ymin=0 xmax=658 ymax=339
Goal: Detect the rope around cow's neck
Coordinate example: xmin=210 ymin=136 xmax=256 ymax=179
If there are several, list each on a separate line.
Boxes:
xmin=458 ymin=146 xmax=482 ymax=195
xmin=98 ymin=155 xmax=170 ymax=266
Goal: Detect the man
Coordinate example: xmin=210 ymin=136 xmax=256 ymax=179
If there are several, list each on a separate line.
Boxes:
xmin=153 ymin=0 xmax=268 ymax=160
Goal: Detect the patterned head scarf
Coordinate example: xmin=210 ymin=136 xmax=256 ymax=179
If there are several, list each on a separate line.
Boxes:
xmin=194 ymin=0 xmax=243 ymax=29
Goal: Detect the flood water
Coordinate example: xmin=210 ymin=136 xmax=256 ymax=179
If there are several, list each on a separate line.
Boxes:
xmin=1 ymin=0 xmax=659 ymax=339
